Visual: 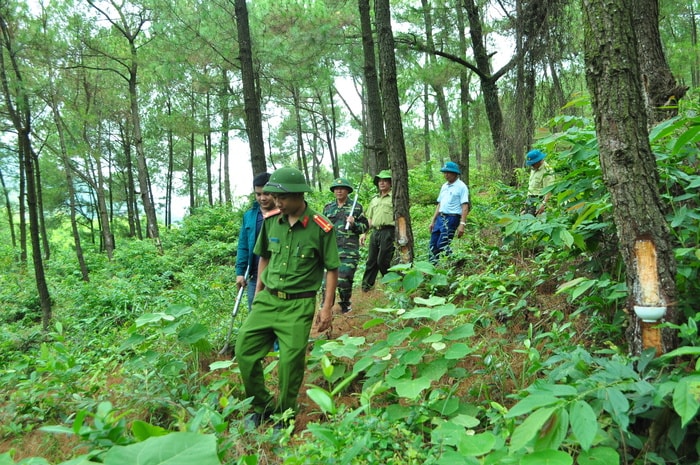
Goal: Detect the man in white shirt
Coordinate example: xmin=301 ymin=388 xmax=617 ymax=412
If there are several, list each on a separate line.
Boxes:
xmin=429 ymin=161 xmax=470 ymax=264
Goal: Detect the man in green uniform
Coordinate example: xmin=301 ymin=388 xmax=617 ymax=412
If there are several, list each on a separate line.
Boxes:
xmin=235 ymin=167 xmax=340 ymax=428
xmin=521 ymin=149 xmax=555 ymax=216
xmin=361 ymin=169 xmax=394 ymax=292
xmin=322 ymin=177 xmax=369 ymax=314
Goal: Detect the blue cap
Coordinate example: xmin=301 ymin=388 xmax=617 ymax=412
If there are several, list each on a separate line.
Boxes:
xmin=439 ymin=161 xmax=461 ymax=174
xmin=525 ymin=149 xmax=546 ymax=166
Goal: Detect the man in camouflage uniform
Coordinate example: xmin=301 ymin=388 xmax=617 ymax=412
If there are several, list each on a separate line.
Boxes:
xmin=322 ymin=177 xmax=369 ymax=314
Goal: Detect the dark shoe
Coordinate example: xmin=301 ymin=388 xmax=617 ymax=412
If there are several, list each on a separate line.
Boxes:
xmin=341 ymin=305 xmax=352 ymax=314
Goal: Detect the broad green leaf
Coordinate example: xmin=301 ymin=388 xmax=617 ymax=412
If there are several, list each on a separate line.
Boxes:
xmin=509 ymin=406 xmax=557 ymax=451
xmin=519 ymin=449 xmax=573 ymax=465
xmin=306 ymin=387 xmax=336 ymax=415
xmin=166 ymin=304 xmax=195 ymax=318
xmin=413 ymin=261 xmax=437 ymax=274
xmin=445 ymin=323 xmax=475 ymax=340
xmin=534 ymin=409 xmax=569 ymax=451
xmin=451 ymin=414 xmax=480 ymax=428
xmin=602 ymin=387 xmax=630 ymax=430
xmin=391 ymin=376 xmax=433 ymax=399
xmin=431 ymin=420 xmax=467 ymax=446
xmin=362 ymin=318 xmax=385 ymax=329
xmin=423 ymin=333 xmax=444 ymax=343
xmin=673 ymin=123 xmax=700 ymax=153
xmin=399 ymin=349 xmax=425 ymax=365
xmin=102 ymin=432 xmax=220 ymax=465
xmin=136 ymin=312 xmax=175 ymax=327
xmin=307 ymin=424 xmax=343 ymax=448
xmin=457 ymin=432 xmax=497 ymax=456
xmin=209 ymin=360 xmax=234 ymax=370
xmin=576 ymin=447 xmax=620 ymax=464
xmin=131 ymin=420 xmax=168 ymax=441
xmin=402 ymin=269 xmax=424 ymax=293
xmin=570 ymin=400 xmax=597 ymax=450
xmin=414 ymin=295 xmax=446 ymax=307
xmin=506 ymin=394 xmax=561 ymax=418
xmin=672 ymin=376 xmax=700 ymax=427
xmin=178 ymin=323 xmax=208 ymax=344
xmin=445 ymin=343 xmax=472 ymax=359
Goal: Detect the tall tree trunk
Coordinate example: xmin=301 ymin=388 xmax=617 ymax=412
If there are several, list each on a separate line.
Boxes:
xmin=375 ymin=0 xmax=414 ymax=264
xmin=188 ymin=133 xmax=195 ymax=210
xmin=48 ymin=82 xmax=90 ymax=280
xmin=463 ymin=0 xmax=514 ymax=184
xmin=221 ymin=68 xmax=232 ymax=206
xmin=583 ymin=0 xmax=678 ymax=355
xmin=205 ymin=91 xmax=213 ymax=205
xmin=128 ymin=60 xmax=160 ymax=247
xmin=0 ymin=12 xmax=52 ymax=328
xmin=166 ymin=96 xmax=174 ymax=226
xmin=34 ymin=155 xmax=50 ymax=261
xmin=633 ymin=0 xmax=689 ymax=125
xmin=456 ymin=0 xmax=471 ymax=185
xmin=0 ymin=167 xmax=16 ymax=249
xmin=120 ymin=121 xmax=140 ymax=239
xmin=235 ymin=0 xmax=267 ymax=177
xmin=421 ymin=0 xmax=458 ymax=164
xmin=358 ymin=0 xmax=388 ymax=176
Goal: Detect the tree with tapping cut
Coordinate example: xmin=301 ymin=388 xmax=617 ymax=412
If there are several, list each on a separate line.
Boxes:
xmin=583 ymin=0 xmax=678 ymax=355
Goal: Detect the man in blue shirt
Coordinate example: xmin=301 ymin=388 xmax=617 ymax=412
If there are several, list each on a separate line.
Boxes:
xmin=429 ymin=161 xmax=470 ymax=263
xmin=236 ymin=172 xmax=276 ymax=310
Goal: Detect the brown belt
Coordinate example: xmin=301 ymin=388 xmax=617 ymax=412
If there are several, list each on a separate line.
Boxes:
xmin=266 ymin=289 xmax=316 ymax=300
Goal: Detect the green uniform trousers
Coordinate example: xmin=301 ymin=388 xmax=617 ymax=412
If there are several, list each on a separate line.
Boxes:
xmin=235 ymin=289 xmax=316 ymax=415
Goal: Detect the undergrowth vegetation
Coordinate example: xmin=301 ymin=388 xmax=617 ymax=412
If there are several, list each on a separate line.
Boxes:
xmin=1 ymin=99 xmax=699 ymax=464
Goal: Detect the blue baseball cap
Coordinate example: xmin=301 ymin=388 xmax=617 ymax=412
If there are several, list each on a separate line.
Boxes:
xmin=525 ymin=149 xmax=546 ymax=166
xmin=439 ymin=161 xmax=461 ymax=174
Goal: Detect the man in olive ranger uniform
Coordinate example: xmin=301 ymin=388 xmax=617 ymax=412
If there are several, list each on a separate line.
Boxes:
xmin=322 ymin=177 xmax=369 ymax=314
xmin=235 ymin=167 xmax=340 ymax=429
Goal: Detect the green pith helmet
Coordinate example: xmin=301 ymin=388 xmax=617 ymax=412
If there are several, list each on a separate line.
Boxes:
xmin=329 ymin=177 xmax=354 ymax=193
xmin=264 ymin=167 xmax=312 ymax=193
xmin=374 ymin=169 xmax=392 ymax=184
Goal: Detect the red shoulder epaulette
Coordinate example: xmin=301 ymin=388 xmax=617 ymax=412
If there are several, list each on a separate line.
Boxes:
xmin=264 ymin=208 xmax=281 ymax=219
xmin=313 ymin=214 xmax=334 ymax=232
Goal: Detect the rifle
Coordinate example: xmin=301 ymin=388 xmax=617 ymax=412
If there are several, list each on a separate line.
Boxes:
xmin=345 ymin=177 xmax=363 ymax=230
xmin=219 ymin=265 xmax=249 ymax=355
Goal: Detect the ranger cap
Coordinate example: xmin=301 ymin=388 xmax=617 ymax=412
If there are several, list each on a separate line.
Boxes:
xmin=329 ymin=177 xmax=354 ymax=193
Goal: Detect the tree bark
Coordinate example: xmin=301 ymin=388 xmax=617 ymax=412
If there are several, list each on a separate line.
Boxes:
xmin=234 ymin=0 xmax=267 ymax=177
xmin=375 ymin=0 xmax=414 ymax=264
xmin=0 ymin=11 xmax=52 ymax=328
xmin=633 ymin=0 xmax=688 ymax=125
xmin=456 ymin=0 xmax=471 ymax=184
xmin=0 ymin=167 xmax=16 ymax=249
xmin=358 ymin=0 xmax=388 ymax=176
xmin=583 ymin=0 xmax=678 ymax=355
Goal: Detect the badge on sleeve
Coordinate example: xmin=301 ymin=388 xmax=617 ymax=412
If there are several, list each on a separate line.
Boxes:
xmin=313 ymin=214 xmax=333 ymax=232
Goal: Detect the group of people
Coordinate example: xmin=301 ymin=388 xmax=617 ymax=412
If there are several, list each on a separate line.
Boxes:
xmin=230 ymin=149 xmax=555 ymax=430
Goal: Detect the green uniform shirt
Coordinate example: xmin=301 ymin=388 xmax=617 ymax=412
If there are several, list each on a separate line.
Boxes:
xmin=366 ymin=192 xmax=393 ymax=228
xmin=527 ymin=161 xmax=555 ymax=196
xmin=254 ymin=204 xmax=340 ymax=293
xmin=323 ymin=200 xmax=369 ymax=252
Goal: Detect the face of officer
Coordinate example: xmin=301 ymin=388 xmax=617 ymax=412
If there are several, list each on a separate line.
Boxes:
xmin=272 ymin=192 xmax=305 ymax=217
xmin=443 ymin=172 xmax=458 ymax=183
xmin=254 ymin=186 xmax=275 ymax=212
xmin=377 ymin=179 xmax=391 ymax=195
xmin=333 ymin=187 xmax=350 ymax=204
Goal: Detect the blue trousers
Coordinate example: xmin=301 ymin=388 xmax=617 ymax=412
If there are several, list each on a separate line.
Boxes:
xmin=429 ymin=214 xmax=459 ymax=263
